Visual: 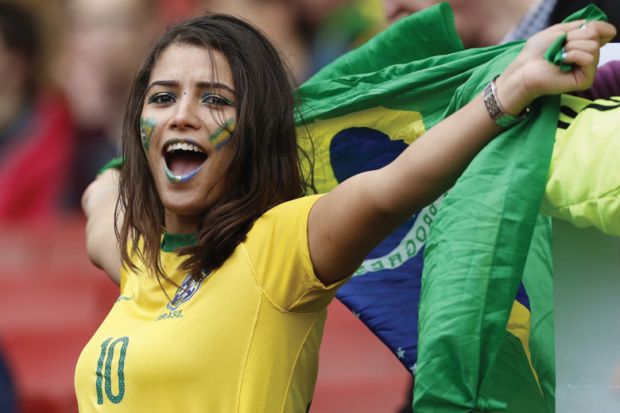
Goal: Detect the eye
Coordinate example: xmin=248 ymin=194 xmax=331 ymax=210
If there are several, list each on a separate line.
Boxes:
xmin=201 ymin=93 xmax=234 ymax=107
xmin=147 ymin=92 xmax=176 ymax=105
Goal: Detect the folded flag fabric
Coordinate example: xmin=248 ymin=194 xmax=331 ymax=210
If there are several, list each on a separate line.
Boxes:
xmin=412 ymin=7 xmax=607 ymax=412
xmin=295 ymin=3 xmax=608 ymax=412
xmin=412 ymin=45 xmax=558 ymax=413
xmin=296 ymin=2 xmax=518 ymax=376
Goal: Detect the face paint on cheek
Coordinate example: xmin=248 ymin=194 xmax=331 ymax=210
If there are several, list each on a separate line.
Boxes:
xmin=140 ymin=118 xmax=157 ymax=150
xmin=209 ymin=118 xmax=236 ymax=151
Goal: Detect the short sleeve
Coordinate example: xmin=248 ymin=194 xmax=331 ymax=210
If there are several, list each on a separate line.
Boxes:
xmin=243 ymin=195 xmax=348 ymax=313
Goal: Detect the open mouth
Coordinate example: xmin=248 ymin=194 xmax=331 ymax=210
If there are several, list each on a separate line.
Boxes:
xmin=162 ymin=140 xmax=208 ymax=183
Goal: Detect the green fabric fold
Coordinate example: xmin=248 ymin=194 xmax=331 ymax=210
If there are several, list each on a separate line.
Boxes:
xmin=414 ymin=5 xmax=607 ymax=413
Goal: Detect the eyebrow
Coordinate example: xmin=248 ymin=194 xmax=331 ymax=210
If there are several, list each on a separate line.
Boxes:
xmin=146 ymin=80 xmax=235 ymax=94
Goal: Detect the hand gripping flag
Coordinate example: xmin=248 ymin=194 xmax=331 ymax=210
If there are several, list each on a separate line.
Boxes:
xmin=295 ymin=3 xmax=608 ymax=412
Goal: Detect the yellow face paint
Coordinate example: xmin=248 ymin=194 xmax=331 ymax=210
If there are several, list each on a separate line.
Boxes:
xmin=208 ymin=118 xmax=235 ymax=150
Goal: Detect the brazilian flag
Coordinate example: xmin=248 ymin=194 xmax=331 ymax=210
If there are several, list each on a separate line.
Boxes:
xmin=295 ymin=3 xmax=607 ymax=412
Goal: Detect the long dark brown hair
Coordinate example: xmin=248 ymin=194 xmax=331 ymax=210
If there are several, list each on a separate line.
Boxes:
xmin=117 ymin=14 xmax=309 ymax=282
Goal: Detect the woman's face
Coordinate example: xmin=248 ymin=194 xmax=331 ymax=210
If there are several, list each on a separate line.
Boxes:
xmin=140 ymin=43 xmax=237 ymax=233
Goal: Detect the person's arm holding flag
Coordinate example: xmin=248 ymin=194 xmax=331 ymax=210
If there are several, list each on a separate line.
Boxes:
xmin=81 ymin=19 xmax=616 ymax=288
xmin=307 ymin=20 xmax=616 ymax=285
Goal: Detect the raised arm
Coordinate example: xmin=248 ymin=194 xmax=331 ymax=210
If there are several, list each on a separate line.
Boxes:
xmin=81 ymin=168 xmax=122 ymax=285
xmin=308 ymin=20 xmax=617 ymax=285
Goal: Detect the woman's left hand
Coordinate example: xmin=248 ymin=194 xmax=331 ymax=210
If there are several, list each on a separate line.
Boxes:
xmin=495 ymin=20 xmax=617 ymax=115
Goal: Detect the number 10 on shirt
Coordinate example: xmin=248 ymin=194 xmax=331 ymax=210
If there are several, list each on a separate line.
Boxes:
xmin=95 ymin=336 xmax=129 ymax=405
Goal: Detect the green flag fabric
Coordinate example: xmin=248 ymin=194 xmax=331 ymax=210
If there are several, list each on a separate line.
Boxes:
xmin=295 ymin=3 xmax=607 ymax=412
xmin=296 ymin=3 xmax=546 ymax=411
xmin=413 ymin=54 xmax=559 ymax=412
xmin=296 ymin=6 xmax=539 ymax=387
xmin=296 ymin=3 xmax=515 ymax=192
xmin=414 ymin=5 xmax=606 ymax=412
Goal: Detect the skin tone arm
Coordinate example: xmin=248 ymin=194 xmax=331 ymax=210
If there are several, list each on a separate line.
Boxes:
xmin=82 ymin=168 xmax=122 ymax=284
xmin=308 ymin=20 xmax=617 ymax=284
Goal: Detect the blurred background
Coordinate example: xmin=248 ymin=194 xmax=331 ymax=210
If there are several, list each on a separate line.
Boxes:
xmin=0 ymin=0 xmax=618 ymax=412
xmin=554 ymin=220 xmax=620 ymax=413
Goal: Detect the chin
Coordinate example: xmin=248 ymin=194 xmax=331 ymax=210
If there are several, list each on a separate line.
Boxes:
xmin=162 ymin=196 xmax=208 ymax=216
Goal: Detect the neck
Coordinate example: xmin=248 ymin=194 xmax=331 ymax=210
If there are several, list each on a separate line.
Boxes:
xmin=164 ymin=211 xmax=200 ymax=235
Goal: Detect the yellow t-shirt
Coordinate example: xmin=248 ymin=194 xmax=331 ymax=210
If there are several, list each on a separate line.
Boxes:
xmin=75 ymin=195 xmax=346 ymax=412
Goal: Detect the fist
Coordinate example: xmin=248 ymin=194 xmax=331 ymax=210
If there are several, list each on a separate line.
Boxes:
xmin=496 ymin=20 xmax=617 ymax=115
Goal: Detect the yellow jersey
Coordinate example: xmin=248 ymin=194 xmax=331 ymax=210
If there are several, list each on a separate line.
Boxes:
xmin=75 ymin=195 xmax=346 ymax=412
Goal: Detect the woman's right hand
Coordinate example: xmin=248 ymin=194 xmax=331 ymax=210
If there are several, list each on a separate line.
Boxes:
xmin=495 ymin=20 xmax=617 ymax=116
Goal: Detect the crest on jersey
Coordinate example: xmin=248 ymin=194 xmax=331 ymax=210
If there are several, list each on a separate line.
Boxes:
xmin=166 ymin=274 xmax=205 ymax=311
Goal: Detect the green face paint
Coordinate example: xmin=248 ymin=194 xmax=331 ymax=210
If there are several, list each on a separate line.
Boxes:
xmin=208 ymin=118 xmax=236 ymax=150
xmin=140 ymin=118 xmax=157 ymax=150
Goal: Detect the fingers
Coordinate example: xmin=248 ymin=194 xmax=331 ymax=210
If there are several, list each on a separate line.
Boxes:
xmin=562 ymin=49 xmax=597 ymax=69
xmin=501 ymin=19 xmax=616 ymax=105
xmin=566 ymin=21 xmax=617 ymax=45
xmin=551 ymin=20 xmax=587 ymax=35
xmin=564 ymin=39 xmax=600 ymax=51
xmin=564 ymin=20 xmax=587 ymax=30
xmin=592 ymin=21 xmax=617 ymax=45
xmin=602 ymin=26 xmax=618 ymax=44
xmin=560 ymin=21 xmax=616 ymax=78
xmin=562 ymin=39 xmax=600 ymax=65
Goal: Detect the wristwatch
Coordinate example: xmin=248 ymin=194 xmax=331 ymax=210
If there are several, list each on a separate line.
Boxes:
xmin=483 ymin=76 xmax=531 ymax=128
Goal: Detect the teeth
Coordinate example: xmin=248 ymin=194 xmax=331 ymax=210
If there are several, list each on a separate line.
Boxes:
xmin=165 ymin=142 xmax=205 ymax=153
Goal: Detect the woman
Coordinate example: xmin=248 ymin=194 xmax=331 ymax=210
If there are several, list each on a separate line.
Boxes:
xmin=77 ymin=13 xmax=615 ymax=412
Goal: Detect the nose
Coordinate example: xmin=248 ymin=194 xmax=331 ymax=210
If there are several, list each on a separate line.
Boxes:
xmin=169 ymin=95 xmax=201 ymax=130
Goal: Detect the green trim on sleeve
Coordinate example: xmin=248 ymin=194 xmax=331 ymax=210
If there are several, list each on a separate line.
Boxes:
xmin=98 ymin=157 xmax=124 ymax=175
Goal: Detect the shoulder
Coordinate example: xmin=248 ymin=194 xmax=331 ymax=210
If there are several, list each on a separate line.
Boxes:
xmin=264 ymin=194 xmax=324 ymax=217
xmin=249 ymin=194 xmax=324 ymax=235
xmin=243 ymin=194 xmax=341 ymax=312
xmin=242 ymin=195 xmax=323 ymax=277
